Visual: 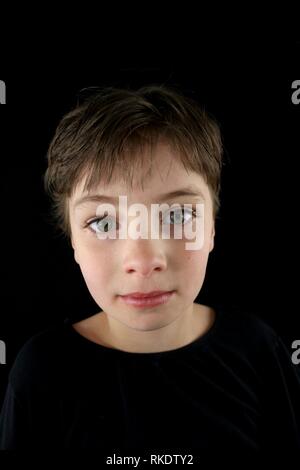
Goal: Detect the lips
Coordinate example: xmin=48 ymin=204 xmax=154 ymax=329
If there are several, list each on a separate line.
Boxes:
xmin=121 ymin=291 xmax=172 ymax=299
xmin=119 ymin=290 xmax=175 ymax=309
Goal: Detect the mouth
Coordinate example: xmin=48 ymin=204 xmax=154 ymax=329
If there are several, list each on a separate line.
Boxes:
xmin=121 ymin=290 xmax=173 ymax=299
xmin=119 ymin=290 xmax=175 ymax=308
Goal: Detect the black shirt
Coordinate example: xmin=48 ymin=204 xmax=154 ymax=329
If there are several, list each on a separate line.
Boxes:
xmin=0 ymin=305 xmax=300 ymax=458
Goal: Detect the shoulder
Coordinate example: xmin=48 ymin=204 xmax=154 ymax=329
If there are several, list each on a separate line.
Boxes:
xmin=8 ymin=323 xmax=70 ymax=394
xmin=207 ymin=304 xmax=300 ymax=384
xmin=214 ymin=304 xmax=280 ymax=354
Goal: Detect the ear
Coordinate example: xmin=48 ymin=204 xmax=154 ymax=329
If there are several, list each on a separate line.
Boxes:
xmin=209 ymin=224 xmax=215 ymax=253
xmin=71 ymin=236 xmax=79 ymax=264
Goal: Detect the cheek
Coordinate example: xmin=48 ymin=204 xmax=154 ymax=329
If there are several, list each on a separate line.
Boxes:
xmin=177 ymin=234 xmax=211 ymax=286
xmin=173 ymin=249 xmax=208 ymax=300
xmin=77 ymin=247 xmax=114 ymax=291
xmin=182 ymin=248 xmax=209 ymax=277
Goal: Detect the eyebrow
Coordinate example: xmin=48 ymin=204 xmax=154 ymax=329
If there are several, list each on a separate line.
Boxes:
xmin=74 ymin=185 xmax=205 ymax=209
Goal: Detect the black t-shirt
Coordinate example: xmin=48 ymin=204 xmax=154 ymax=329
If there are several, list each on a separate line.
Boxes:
xmin=0 ymin=305 xmax=300 ymax=458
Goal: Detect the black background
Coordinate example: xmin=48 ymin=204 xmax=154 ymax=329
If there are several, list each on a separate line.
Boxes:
xmin=0 ymin=38 xmax=299 ymax=413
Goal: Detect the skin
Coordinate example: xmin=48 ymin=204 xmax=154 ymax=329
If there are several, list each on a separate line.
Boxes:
xmin=69 ymin=140 xmax=216 ymax=353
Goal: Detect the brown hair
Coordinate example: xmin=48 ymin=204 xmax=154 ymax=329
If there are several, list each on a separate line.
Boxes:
xmin=44 ymin=85 xmax=223 ymax=240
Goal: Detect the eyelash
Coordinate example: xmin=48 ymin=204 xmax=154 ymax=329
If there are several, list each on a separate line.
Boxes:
xmin=83 ymin=207 xmax=199 ymax=234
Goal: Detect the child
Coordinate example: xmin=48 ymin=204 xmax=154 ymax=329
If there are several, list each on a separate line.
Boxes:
xmin=0 ymin=85 xmax=299 ymax=458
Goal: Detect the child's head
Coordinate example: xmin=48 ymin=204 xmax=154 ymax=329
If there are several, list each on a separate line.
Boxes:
xmin=44 ymin=85 xmax=223 ymax=331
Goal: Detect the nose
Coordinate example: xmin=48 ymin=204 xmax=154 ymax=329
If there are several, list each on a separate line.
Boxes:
xmin=122 ymin=238 xmax=167 ymax=277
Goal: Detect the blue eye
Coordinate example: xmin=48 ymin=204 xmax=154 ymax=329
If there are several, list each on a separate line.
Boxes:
xmin=87 ymin=215 xmax=117 ymax=234
xmin=85 ymin=207 xmax=198 ymax=235
xmin=163 ymin=208 xmax=196 ymax=225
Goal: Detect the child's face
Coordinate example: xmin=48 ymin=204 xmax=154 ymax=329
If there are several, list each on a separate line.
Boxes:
xmin=69 ymin=141 xmax=215 ymax=332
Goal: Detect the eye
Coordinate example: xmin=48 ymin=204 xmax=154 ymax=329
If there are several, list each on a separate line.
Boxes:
xmin=162 ymin=207 xmax=196 ymax=225
xmin=86 ymin=214 xmax=118 ymax=234
xmin=84 ymin=206 xmax=198 ymax=235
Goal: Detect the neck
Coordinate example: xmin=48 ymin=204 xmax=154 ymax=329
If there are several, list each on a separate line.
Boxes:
xmin=92 ymin=303 xmax=213 ymax=353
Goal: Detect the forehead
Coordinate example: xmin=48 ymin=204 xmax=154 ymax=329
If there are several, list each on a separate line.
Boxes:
xmin=71 ymin=141 xmax=209 ymax=201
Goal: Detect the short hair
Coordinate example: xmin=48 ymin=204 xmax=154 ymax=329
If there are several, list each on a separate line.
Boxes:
xmin=44 ymin=85 xmax=223 ymax=240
